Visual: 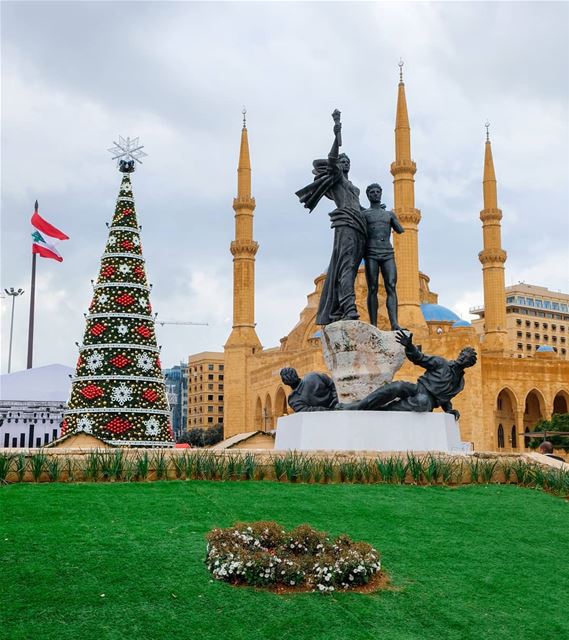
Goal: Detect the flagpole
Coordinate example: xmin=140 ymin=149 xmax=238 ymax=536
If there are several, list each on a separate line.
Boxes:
xmin=27 ymin=200 xmax=38 ymax=369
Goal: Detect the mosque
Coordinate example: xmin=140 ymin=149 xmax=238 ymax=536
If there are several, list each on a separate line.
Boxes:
xmin=221 ymin=69 xmax=569 ymax=452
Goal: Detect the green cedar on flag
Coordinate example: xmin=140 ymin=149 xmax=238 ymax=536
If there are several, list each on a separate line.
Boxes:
xmin=31 ymin=202 xmax=69 ymax=262
xmin=63 ymin=162 xmax=174 ymax=447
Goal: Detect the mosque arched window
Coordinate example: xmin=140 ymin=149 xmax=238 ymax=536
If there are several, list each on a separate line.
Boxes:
xmin=497 ymin=425 xmax=504 ymax=449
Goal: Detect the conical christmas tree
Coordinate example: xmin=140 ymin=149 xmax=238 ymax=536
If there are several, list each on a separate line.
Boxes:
xmin=63 ymin=147 xmax=173 ymax=446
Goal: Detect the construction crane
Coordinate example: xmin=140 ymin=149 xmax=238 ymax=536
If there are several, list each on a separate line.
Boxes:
xmin=155 ymin=320 xmax=209 ymax=327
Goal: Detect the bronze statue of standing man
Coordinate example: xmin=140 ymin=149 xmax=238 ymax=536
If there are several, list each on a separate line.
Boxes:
xmin=296 ymin=111 xmax=366 ymax=325
xmin=362 ymin=183 xmax=404 ymax=329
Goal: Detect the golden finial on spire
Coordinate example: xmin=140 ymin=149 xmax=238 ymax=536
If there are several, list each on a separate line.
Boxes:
xmin=485 ymin=121 xmax=490 ymax=142
xmin=398 ymin=58 xmax=404 ymax=82
xmin=242 ymin=106 xmax=247 ymax=129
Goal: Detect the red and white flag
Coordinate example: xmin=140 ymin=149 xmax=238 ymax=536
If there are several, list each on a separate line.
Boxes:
xmin=31 ymin=202 xmax=69 ymax=262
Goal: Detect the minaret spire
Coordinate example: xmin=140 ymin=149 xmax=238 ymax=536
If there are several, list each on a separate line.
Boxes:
xmin=479 ymin=124 xmax=508 ymax=354
xmin=390 ymin=61 xmax=426 ymax=330
xmin=224 ymin=112 xmax=261 ymax=437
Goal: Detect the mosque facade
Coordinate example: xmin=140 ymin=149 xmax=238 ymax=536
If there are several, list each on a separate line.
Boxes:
xmin=222 ymin=72 xmax=569 ymax=452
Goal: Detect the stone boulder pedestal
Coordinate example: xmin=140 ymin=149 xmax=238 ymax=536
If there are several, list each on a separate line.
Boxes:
xmin=321 ymin=320 xmax=405 ymax=403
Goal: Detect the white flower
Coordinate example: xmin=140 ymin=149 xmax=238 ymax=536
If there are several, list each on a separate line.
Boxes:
xmin=111 ymin=383 xmax=133 ymax=406
xmin=98 ymin=294 xmax=109 ymax=304
xmin=85 ymin=351 xmax=104 ymax=372
xmin=118 ymin=264 xmax=131 ymax=274
xmin=117 ymin=323 xmax=129 ymax=336
xmin=108 ymin=235 xmax=117 ymax=245
xmin=144 ymin=417 xmax=160 ymax=436
xmin=76 ymin=416 xmax=93 ymax=434
xmin=138 ymin=296 xmax=147 ymax=307
xmin=136 ymin=353 xmax=154 ymax=372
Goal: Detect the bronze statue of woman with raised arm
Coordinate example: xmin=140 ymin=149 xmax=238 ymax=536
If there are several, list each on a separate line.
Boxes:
xmin=296 ymin=110 xmax=366 ymax=325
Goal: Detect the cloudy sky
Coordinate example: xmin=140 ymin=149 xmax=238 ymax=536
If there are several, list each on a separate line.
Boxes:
xmin=1 ymin=0 xmax=568 ymax=373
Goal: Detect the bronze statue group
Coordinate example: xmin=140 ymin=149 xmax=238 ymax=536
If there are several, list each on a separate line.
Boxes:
xmin=284 ymin=111 xmax=477 ymax=419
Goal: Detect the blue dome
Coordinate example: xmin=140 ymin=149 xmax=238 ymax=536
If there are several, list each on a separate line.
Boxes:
xmin=452 ymin=319 xmax=471 ymax=328
xmin=536 ymin=345 xmax=555 ymax=352
xmin=421 ymin=303 xmax=461 ymax=323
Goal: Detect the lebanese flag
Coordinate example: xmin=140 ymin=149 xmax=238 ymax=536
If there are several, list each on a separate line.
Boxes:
xmin=31 ymin=202 xmax=69 ymax=262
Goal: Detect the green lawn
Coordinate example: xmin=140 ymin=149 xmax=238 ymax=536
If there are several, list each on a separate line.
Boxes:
xmin=1 ymin=482 xmax=567 ymax=640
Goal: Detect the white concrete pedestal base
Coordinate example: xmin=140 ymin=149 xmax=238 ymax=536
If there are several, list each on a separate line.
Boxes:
xmin=274 ymin=411 xmax=464 ymax=453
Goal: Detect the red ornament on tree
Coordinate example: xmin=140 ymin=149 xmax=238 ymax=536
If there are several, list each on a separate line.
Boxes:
xmin=121 ymin=239 xmax=134 ymax=251
xmin=101 ymin=265 xmax=115 ymax=278
xmin=110 ymin=354 xmax=130 ymax=368
xmin=106 ymin=417 xmax=132 ymax=434
xmin=90 ymin=323 xmax=107 ymax=336
xmin=134 ymin=265 xmax=145 ymax=280
xmin=143 ymin=388 xmax=158 ymax=402
xmin=136 ymin=325 xmax=152 ymax=338
xmin=123 ymin=208 xmax=132 ymax=217
xmin=80 ymin=384 xmax=104 ymax=400
xmin=116 ymin=293 xmax=134 ymax=306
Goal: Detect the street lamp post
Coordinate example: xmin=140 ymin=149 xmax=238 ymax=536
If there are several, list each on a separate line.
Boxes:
xmin=4 ymin=288 xmax=24 ymax=373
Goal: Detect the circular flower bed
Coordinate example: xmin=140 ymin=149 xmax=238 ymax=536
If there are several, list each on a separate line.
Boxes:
xmin=205 ymin=521 xmax=382 ymax=593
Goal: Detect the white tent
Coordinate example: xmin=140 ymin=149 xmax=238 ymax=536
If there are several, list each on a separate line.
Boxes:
xmin=0 ymin=364 xmax=73 ymax=402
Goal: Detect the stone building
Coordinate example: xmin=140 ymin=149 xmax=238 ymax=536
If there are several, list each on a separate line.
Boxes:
xmin=221 ymin=69 xmax=569 ymax=452
xmin=471 ymin=283 xmax=569 ymax=360
xmin=187 ymin=352 xmax=225 ymax=429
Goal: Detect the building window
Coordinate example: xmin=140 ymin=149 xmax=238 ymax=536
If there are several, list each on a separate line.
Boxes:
xmin=219 ymin=364 xmax=224 ymax=371
xmin=208 ymin=406 xmax=213 ymax=412
xmin=534 ymin=333 xmax=540 ymax=339
xmin=516 ymin=331 xmax=522 ymax=338
xmin=208 ymin=395 xmax=213 ymax=401
xmin=562 ymin=348 xmax=567 ymax=355
xmin=552 ymin=302 xmax=560 ymax=311
xmin=561 ymin=326 xmax=566 ymax=332
xmin=208 ymin=374 xmax=214 ymax=380
xmin=561 ymin=337 xmax=566 ymax=344
xmin=516 ymin=319 xmax=523 ymax=326
xmin=218 ymin=395 xmax=223 ymax=402
xmin=507 ymin=296 xmax=515 ymax=304
xmin=552 ymin=324 xmax=557 ymax=331
xmin=208 ymin=364 xmax=214 ymax=371
xmin=525 ymin=332 xmax=531 ymax=339
xmin=219 ymin=375 xmax=224 ymax=381
xmin=208 ymin=417 xmax=213 ymax=424
xmin=208 ymin=384 xmax=213 ymax=390
xmin=544 ymin=301 xmax=551 ymax=310
xmin=543 ymin=323 xmax=548 ymax=329
xmin=544 ymin=335 xmax=549 ymax=341
xmin=218 ymin=384 xmax=224 ymax=390
xmin=526 ymin=298 xmax=534 ymax=307
xmin=526 ymin=344 xmax=532 ymax=351
xmin=511 ymin=426 xmax=517 ymax=449
xmin=497 ymin=425 xmax=505 ymax=449
xmin=517 ymin=343 xmax=523 ymax=350
xmin=535 ymin=299 xmax=543 ymax=308
xmin=552 ymin=336 xmax=557 ymax=342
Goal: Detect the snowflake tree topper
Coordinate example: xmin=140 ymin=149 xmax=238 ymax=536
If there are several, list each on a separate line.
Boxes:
xmin=108 ymin=136 xmax=148 ymax=172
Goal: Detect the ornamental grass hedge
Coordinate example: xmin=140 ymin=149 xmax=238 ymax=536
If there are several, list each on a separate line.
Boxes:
xmin=0 ymin=450 xmax=567 ymax=497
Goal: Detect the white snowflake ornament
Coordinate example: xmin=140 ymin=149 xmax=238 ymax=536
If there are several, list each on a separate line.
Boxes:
xmin=138 ymin=296 xmax=147 ymax=307
xmin=144 ymin=417 xmax=161 ymax=437
xmin=99 ymin=293 xmax=109 ymax=304
xmin=77 ymin=416 xmax=93 ymax=434
xmin=108 ymin=235 xmax=117 ymax=245
xmin=85 ymin=351 xmax=104 ymax=373
xmin=119 ymin=264 xmax=131 ymax=274
xmin=111 ymin=383 xmax=133 ymax=406
xmin=117 ymin=323 xmax=129 ymax=336
xmin=132 ymin=236 xmax=140 ymax=247
xmin=136 ymin=352 xmax=154 ymax=372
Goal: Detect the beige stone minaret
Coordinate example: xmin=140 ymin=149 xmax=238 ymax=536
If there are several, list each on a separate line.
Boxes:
xmin=224 ymin=110 xmax=262 ymax=437
xmin=390 ymin=61 xmax=427 ymax=330
xmin=479 ymin=123 xmax=508 ymax=354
